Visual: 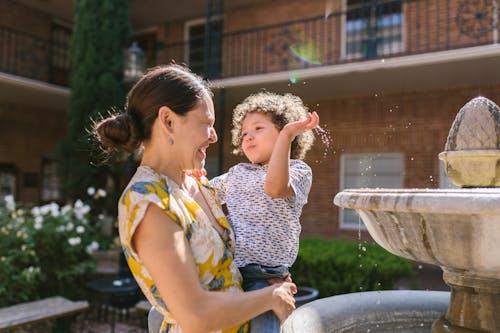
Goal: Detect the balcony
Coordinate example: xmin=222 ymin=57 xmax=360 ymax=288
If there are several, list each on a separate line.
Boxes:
xmin=157 ymin=0 xmax=499 ymax=80
xmin=1 ymin=0 xmax=498 ymax=87
xmin=0 ymin=25 xmax=70 ymax=87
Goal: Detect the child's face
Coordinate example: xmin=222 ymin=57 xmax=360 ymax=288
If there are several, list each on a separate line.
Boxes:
xmin=241 ymin=112 xmax=280 ymax=165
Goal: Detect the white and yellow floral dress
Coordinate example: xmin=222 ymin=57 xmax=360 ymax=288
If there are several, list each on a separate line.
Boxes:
xmin=118 ymin=166 xmax=249 ymax=333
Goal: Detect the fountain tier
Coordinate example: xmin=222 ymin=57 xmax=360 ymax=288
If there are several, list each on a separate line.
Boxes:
xmin=334 ymin=188 xmax=500 ymax=332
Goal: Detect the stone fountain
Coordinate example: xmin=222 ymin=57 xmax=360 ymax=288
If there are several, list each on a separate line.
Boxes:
xmin=282 ymin=96 xmax=500 ymax=333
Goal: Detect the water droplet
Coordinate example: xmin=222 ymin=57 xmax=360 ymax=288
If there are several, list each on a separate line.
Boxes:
xmin=418 ymin=265 xmax=423 ymax=269
xmin=410 ymin=157 xmax=414 ymax=161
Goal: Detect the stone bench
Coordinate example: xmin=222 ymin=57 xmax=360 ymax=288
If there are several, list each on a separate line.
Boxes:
xmin=0 ymin=296 xmax=89 ymax=332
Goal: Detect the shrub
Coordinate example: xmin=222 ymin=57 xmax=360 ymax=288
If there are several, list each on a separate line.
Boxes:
xmin=290 ymin=238 xmax=412 ymax=297
xmin=0 ymin=191 xmax=114 ymax=307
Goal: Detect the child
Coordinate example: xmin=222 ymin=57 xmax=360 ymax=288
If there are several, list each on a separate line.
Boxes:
xmin=209 ymin=92 xmax=319 ymax=333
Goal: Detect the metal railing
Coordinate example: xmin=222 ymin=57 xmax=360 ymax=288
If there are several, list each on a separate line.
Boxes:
xmin=0 ymin=26 xmax=70 ymax=86
xmin=1 ymin=0 xmax=497 ymax=85
xmin=157 ymin=0 xmax=499 ymax=80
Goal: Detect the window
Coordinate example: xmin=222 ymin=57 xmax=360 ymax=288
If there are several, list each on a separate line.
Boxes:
xmin=50 ymin=22 xmax=72 ymax=85
xmin=344 ymin=0 xmax=403 ymax=60
xmin=339 ymin=153 xmax=403 ymax=229
xmin=0 ymin=164 xmax=17 ymax=205
xmin=185 ymin=17 xmax=223 ymax=78
xmin=41 ymin=159 xmax=60 ymax=202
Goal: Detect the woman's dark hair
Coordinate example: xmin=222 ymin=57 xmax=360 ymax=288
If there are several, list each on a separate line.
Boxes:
xmin=95 ymin=64 xmax=211 ymax=153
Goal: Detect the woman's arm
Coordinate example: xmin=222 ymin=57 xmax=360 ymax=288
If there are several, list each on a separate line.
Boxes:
xmin=264 ymin=112 xmax=319 ymax=198
xmin=134 ymin=203 xmax=296 ymax=333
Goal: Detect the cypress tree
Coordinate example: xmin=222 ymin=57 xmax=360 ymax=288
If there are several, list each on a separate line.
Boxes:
xmin=57 ymin=0 xmax=131 ymax=212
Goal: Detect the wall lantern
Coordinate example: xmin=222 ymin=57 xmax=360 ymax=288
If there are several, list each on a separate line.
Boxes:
xmin=123 ymin=41 xmax=145 ymax=83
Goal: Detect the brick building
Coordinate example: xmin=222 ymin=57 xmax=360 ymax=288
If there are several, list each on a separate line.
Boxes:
xmin=1 ymin=0 xmax=499 ymax=240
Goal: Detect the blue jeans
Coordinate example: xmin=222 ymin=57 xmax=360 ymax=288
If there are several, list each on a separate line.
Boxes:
xmin=244 ymin=280 xmax=281 ymax=333
xmin=239 ymin=264 xmax=289 ymax=333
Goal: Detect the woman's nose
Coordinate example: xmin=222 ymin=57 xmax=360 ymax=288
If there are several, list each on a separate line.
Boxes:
xmin=209 ymin=128 xmax=218 ymax=143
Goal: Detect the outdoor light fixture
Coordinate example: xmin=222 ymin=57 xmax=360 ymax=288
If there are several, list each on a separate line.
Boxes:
xmin=123 ymin=41 xmax=145 ymax=83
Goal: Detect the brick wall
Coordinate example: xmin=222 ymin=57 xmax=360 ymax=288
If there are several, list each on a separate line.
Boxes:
xmin=0 ymin=102 xmax=66 ymax=204
xmin=217 ymin=83 xmax=500 ymax=240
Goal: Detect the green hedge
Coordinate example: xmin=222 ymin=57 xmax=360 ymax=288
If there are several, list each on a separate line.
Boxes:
xmin=290 ymin=238 xmax=412 ymax=297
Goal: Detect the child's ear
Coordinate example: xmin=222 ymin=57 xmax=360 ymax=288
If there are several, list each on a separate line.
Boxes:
xmin=158 ymin=106 xmax=174 ymax=134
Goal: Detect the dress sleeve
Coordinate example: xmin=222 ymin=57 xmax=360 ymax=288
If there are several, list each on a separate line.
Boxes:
xmin=209 ymin=172 xmax=229 ymax=205
xmin=119 ymin=180 xmax=183 ymax=253
xmin=287 ymin=160 xmax=313 ymax=205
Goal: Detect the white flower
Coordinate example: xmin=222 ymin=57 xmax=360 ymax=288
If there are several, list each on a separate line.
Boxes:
xmin=85 ymin=241 xmax=99 ymax=254
xmin=74 ymin=199 xmax=84 ymax=209
xmin=16 ymin=209 xmax=24 ymax=216
xmin=39 ymin=204 xmax=51 ymax=215
xmin=50 ymin=202 xmax=60 ymax=217
xmin=4 ymin=195 xmax=15 ymax=211
xmin=87 ymin=187 xmax=96 ymax=196
xmin=31 ymin=206 xmax=41 ymax=216
xmin=56 ymin=225 xmax=66 ymax=232
xmin=96 ymin=189 xmax=107 ymax=198
xmin=66 ymin=222 xmax=74 ymax=231
xmin=34 ymin=216 xmax=43 ymax=230
xmin=68 ymin=237 xmax=81 ymax=246
xmin=76 ymin=225 xmax=85 ymax=234
xmin=61 ymin=204 xmax=72 ymax=215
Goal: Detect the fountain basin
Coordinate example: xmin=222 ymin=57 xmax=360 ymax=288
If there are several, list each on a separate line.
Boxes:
xmin=282 ymin=290 xmax=450 ymax=333
xmin=334 ymin=188 xmax=500 ymax=332
xmin=334 ymin=188 xmax=500 ymax=278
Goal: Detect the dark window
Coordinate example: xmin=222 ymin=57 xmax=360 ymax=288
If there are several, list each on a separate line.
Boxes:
xmin=50 ymin=23 xmax=71 ymax=85
xmin=345 ymin=0 xmax=403 ymax=59
xmin=187 ymin=18 xmax=223 ymax=79
xmin=41 ymin=158 xmax=60 ymax=202
xmin=0 ymin=164 xmax=17 ymax=204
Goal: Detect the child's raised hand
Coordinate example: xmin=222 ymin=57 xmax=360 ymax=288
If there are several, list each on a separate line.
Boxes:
xmin=282 ymin=111 xmax=320 ymax=139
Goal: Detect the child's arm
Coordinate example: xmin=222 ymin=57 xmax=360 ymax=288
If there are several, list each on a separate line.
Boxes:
xmin=264 ymin=112 xmax=319 ymax=198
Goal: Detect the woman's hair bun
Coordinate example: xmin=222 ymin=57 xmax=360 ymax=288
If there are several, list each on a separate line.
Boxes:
xmin=95 ymin=113 xmax=141 ymax=153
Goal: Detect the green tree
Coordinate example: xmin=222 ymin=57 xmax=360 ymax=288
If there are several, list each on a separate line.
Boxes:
xmin=57 ymin=0 xmax=131 ymax=214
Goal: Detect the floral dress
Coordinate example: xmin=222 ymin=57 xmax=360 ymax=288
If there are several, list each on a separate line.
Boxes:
xmin=118 ymin=166 xmax=249 ymax=333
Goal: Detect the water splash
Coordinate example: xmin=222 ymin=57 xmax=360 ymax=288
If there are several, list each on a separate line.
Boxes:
xmin=313 ymin=125 xmax=334 ymax=164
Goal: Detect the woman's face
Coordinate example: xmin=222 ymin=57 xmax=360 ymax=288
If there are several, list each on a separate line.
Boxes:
xmin=175 ymin=94 xmax=217 ymax=171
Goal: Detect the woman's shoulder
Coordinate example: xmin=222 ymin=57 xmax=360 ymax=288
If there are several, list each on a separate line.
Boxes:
xmin=119 ymin=166 xmax=170 ymax=207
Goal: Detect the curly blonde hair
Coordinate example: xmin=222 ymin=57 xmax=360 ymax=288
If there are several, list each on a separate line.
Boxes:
xmin=231 ymin=92 xmax=315 ymax=160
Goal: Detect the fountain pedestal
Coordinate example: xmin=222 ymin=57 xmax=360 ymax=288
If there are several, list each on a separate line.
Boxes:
xmin=432 ymin=269 xmax=500 ymax=332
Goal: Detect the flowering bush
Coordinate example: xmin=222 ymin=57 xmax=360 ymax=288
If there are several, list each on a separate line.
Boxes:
xmin=0 ymin=189 xmax=115 ymax=307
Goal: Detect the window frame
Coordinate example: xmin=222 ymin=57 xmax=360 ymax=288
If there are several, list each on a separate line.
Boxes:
xmin=341 ymin=0 xmax=405 ymax=60
xmin=339 ymin=152 xmax=404 ymax=230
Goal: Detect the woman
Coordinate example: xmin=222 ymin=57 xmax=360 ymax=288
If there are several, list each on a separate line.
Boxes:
xmin=95 ymin=64 xmax=296 ymax=333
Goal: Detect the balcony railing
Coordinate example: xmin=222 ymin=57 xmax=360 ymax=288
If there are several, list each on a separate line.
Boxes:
xmin=1 ymin=0 xmax=497 ymax=85
xmin=0 ymin=26 xmax=70 ymax=86
xmin=157 ymin=0 xmax=499 ymax=80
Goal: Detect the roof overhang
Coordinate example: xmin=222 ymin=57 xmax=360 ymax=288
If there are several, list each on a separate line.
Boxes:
xmin=0 ymin=72 xmax=70 ymax=111
xmin=212 ymin=44 xmax=500 ymax=105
